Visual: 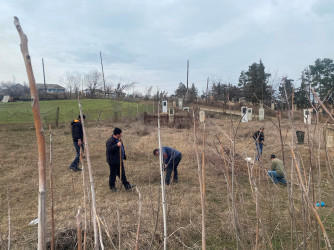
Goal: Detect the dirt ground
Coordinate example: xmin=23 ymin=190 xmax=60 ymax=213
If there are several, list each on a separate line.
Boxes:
xmin=0 ymin=113 xmax=333 ymax=249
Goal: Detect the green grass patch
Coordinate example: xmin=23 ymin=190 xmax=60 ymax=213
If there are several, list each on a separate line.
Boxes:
xmin=0 ymin=99 xmax=153 ymax=125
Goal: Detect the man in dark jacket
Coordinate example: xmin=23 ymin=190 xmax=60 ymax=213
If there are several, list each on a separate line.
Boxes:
xmin=69 ymin=114 xmax=85 ymax=171
xmin=106 ymin=127 xmax=135 ymax=192
xmin=253 ymin=126 xmax=264 ymax=161
xmin=153 ymin=146 xmax=182 ymax=185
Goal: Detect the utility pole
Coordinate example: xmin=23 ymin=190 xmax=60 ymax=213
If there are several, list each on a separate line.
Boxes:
xmin=42 ymin=58 xmax=46 ymax=93
xmin=186 ymin=59 xmax=189 ymax=100
xmin=100 ymin=51 xmax=106 ymax=97
xmin=206 ymin=77 xmax=209 ymax=104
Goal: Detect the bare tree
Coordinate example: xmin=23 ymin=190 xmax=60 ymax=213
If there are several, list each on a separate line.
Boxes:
xmin=115 ymin=82 xmax=136 ymax=99
xmin=144 ymin=86 xmax=153 ymax=100
xmin=153 ymin=90 xmax=167 ymax=101
xmin=62 ymin=72 xmax=82 ymax=99
xmin=133 ymin=90 xmax=143 ymax=98
xmin=105 ymin=82 xmax=114 ymax=98
xmin=84 ymin=70 xmax=102 ymax=98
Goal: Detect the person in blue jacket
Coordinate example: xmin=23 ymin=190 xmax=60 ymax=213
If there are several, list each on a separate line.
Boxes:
xmin=153 ymin=146 xmax=182 ymax=185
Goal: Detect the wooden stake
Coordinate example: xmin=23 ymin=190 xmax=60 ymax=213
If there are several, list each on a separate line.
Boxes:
xmin=96 ymin=214 xmax=104 ymax=250
xmin=78 ymin=100 xmax=99 ymax=249
xmin=135 ymin=187 xmax=142 ymax=250
xmin=119 ymin=139 xmax=123 ymax=191
xmin=49 ymin=125 xmax=55 ymax=250
xmin=192 ymin=110 xmax=206 ymax=250
xmin=7 ymin=187 xmax=10 ymax=250
xmin=157 ymin=101 xmax=167 ymax=250
xmin=76 ymin=207 xmax=82 ymax=250
xmin=14 ymin=17 xmax=47 ymax=250
xmin=80 ymin=149 xmax=88 ymax=250
xmin=115 ymin=195 xmax=121 ymax=250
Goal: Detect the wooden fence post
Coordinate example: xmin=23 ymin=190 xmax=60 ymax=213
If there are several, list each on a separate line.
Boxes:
xmin=14 ymin=17 xmax=47 ymax=250
xmin=56 ymin=107 xmax=60 ymax=128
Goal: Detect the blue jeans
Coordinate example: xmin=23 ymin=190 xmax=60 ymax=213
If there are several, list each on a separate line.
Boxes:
xmin=255 ymin=142 xmax=263 ymax=161
xmin=165 ymin=154 xmax=182 ymax=185
xmin=268 ymin=171 xmax=286 ymax=184
xmin=70 ymin=141 xmax=84 ymax=168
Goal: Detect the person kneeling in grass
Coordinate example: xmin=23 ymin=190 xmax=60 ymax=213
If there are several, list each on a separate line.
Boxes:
xmin=268 ymin=154 xmax=287 ymax=186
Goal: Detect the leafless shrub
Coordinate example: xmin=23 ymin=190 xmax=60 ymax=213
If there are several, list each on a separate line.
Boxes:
xmin=136 ymin=127 xmax=150 ymax=136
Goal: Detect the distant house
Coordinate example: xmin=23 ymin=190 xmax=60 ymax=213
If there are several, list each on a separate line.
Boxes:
xmin=83 ymin=88 xmax=105 ymax=97
xmin=11 ymin=83 xmax=25 ymax=91
xmin=0 ymin=83 xmax=25 ymax=94
xmin=0 ymin=83 xmax=29 ymax=100
xmin=36 ymin=84 xmax=65 ymax=93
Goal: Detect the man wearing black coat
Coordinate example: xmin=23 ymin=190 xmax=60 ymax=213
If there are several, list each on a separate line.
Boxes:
xmin=69 ymin=115 xmax=85 ymax=171
xmin=106 ymin=127 xmax=135 ymax=192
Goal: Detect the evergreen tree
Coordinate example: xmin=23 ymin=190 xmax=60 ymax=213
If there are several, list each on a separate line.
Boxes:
xmin=188 ymin=83 xmax=198 ymax=102
xmin=309 ymin=58 xmax=334 ymax=99
xmin=294 ymin=76 xmax=309 ymax=109
xmin=211 ymin=81 xmax=226 ymax=101
xmin=238 ymin=60 xmax=271 ymax=104
xmin=175 ymin=82 xmax=187 ymax=99
xmin=227 ymin=84 xmax=242 ymax=102
xmin=278 ymin=76 xmax=294 ymax=102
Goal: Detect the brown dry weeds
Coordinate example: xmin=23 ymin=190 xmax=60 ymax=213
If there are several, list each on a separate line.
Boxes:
xmin=0 ymin=114 xmax=333 ymax=249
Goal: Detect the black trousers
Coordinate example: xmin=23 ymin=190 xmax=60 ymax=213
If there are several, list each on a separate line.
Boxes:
xmin=108 ymin=162 xmax=129 ymax=188
xmin=165 ymin=154 xmax=182 ymax=185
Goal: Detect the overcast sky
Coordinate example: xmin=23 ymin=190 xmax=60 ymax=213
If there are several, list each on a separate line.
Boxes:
xmin=0 ymin=0 xmax=333 ymax=94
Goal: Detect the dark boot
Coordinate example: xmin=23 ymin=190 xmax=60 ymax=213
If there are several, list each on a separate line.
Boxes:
xmin=125 ymin=183 xmax=136 ymax=190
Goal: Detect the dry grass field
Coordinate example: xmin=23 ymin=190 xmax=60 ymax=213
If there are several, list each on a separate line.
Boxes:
xmin=0 ymin=110 xmax=334 ymax=249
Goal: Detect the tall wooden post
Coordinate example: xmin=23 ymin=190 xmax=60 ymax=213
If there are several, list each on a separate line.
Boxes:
xmin=100 ymin=51 xmax=106 ymax=96
xmin=42 ymin=58 xmax=46 ymax=93
xmin=56 ymin=107 xmax=60 ymax=128
xmin=14 ymin=17 xmax=47 ymax=250
xmin=186 ymin=59 xmax=189 ymax=100
xmin=157 ymin=102 xmax=167 ymax=250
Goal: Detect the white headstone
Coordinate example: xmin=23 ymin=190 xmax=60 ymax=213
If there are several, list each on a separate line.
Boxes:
xmin=247 ymin=108 xmax=252 ymax=121
xmin=303 ymin=109 xmax=312 ymax=124
xmin=325 ymin=128 xmax=334 ymax=148
xmin=199 ymin=111 xmax=205 ymax=122
xmin=173 ymin=101 xmax=176 ymax=107
xmin=178 ymin=98 xmax=183 ymax=109
xmin=169 ymin=108 xmax=174 ymax=116
xmin=259 ymin=108 xmax=264 ymax=120
xmin=169 ymin=108 xmax=175 ymax=123
xmin=271 ymin=102 xmax=275 ymax=110
xmin=162 ymin=100 xmax=167 ymax=113
xmin=326 ymin=134 xmax=334 ymax=148
xmin=241 ymin=106 xmax=248 ymax=122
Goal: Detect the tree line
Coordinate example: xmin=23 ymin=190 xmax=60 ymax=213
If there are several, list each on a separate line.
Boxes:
xmin=174 ymin=58 xmax=334 ymax=108
xmin=1 ymin=58 xmax=333 ymax=106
